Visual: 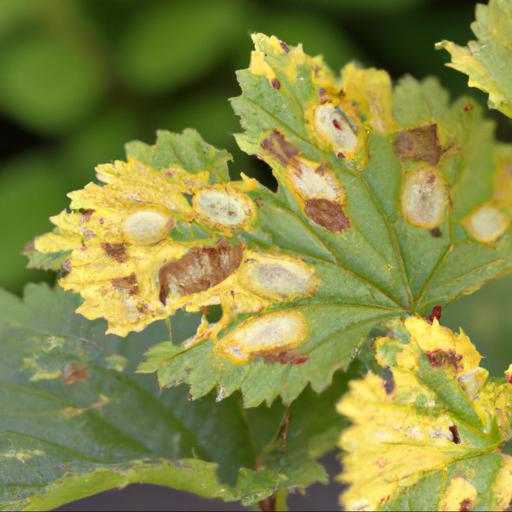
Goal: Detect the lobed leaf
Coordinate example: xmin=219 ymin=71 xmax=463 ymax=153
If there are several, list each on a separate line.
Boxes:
xmin=338 ymin=316 xmax=512 ymax=511
xmin=0 ymin=284 xmax=344 ymax=510
xmin=437 ymin=0 xmax=512 ymax=119
xmin=30 ymin=34 xmax=512 ymax=406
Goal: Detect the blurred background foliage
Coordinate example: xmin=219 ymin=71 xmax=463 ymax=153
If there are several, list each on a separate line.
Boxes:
xmin=0 ymin=0 xmax=510 ymax=377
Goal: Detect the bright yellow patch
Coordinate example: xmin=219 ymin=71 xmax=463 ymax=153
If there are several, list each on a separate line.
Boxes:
xmin=439 ymin=477 xmax=477 ymax=512
xmin=338 ymin=316 xmax=512 ymax=511
xmin=341 ymin=64 xmax=396 ymax=133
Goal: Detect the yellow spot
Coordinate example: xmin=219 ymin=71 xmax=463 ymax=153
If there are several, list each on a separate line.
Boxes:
xmin=249 ymin=50 xmax=276 ymax=81
xmin=313 ymin=103 xmax=359 ymax=155
xmin=464 ymin=203 xmax=510 ymax=243
xmin=401 ymin=168 xmax=448 ymax=228
xmin=0 ymin=449 xmax=45 ymax=463
xmin=240 ymin=253 xmax=316 ymax=300
xmin=288 ymin=158 xmax=345 ymax=202
xmin=439 ymin=477 xmax=477 ymax=512
xmin=123 ymin=208 xmax=174 ymax=246
xmin=193 ymin=186 xmax=254 ymax=228
xmin=341 ymin=63 xmax=396 ymax=133
xmin=216 ymin=311 xmax=308 ymax=363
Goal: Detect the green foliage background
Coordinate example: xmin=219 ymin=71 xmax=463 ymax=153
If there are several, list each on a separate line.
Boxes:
xmin=0 ymin=0 xmax=511 ymax=444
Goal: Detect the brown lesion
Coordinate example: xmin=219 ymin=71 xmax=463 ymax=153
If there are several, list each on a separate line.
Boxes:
xmin=112 ymin=273 xmax=139 ymax=296
xmin=425 ymin=349 xmax=463 ymax=371
xmin=304 ymin=198 xmax=351 ymax=232
xmin=158 ymin=239 xmax=243 ymax=304
xmin=102 ymin=242 xmax=128 ymax=263
xmin=262 ymin=351 xmax=309 ymax=365
xmin=62 ymin=362 xmax=89 ymax=385
xmin=261 ymin=130 xmax=299 ymax=165
xmin=459 ymin=498 xmax=473 ymax=512
xmin=393 ymin=124 xmax=442 ymax=165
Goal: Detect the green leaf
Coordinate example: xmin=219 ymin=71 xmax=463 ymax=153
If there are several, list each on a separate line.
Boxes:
xmin=437 ymin=0 xmax=512 ymax=118
xmin=338 ymin=315 xmax=512 ymax=511
xmin=32 ymin=34 xmax=512 ymax=407
xmin=0 ymin=284 xmax=344 ymax=510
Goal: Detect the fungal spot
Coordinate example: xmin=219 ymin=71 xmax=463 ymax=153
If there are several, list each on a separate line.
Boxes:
xmin=158 ymin=240 xmax=243 ymax=304
xmin=288 ymin=159 xmax=345 ymax=202
xmin=430 ymin=227 xmax=442 ymax=238
xmin=279 ymin=40 xmax=290 ymax=53
xmin=449 ymin=424 xmax=461 ymax=444
xmin=464 ymin=203 xmax=510 ymax=243
xmin=393 ymin=124 xmax=442 ymax=165
xmin=261 ymin=130 xmax=299 ymax=165
xmin=217 ymin=311 xmax=308 ymax=363
xmin=382 ymin=371 xmax=395 ymax=395
xmin=464 ymin=103 xmax=473 ymax=112
xmin=426 ymin=349 xmax=463 ymax=371
xmin=271 ymin=78 xmax=281 ymax=90
xmin=428 ymin=305 xmax=442 ymax=323
xmin=102 ymin=242 xmax=128 ymax=263
xmin=313 ymin=104 xmax=358 ymax=154
xmin=112 ymin=273 xmax=139 ymax=296
xmin=304 ymin=198 xmax=351 ymax=232
xmin=401 ymin=168 xmax=448 ymax=228
xmin=255 ymin=198 xmax=264 ymax=208
xmin=240 ymin=254 xmax=315 ymax=300
xmin=262 ymin=351 xmax=309 ymax=365
xmin=62 ymin=363 xmax=89 ymax=385
xmin=123 ymin=209 xmax=174 ymax=246
xmin=193 ymin=187 xmax=254 ymax=227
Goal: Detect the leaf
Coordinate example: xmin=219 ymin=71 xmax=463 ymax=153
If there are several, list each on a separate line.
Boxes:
xmin=0 ymin=283 xmax=345 ymax=510
xmin=338 ymin=316 xmax=512 ymax=511
xmin=437 ymin=0 xmax=512 ymax=118
xmin=32 ymin=34 xmax=512 ymax=406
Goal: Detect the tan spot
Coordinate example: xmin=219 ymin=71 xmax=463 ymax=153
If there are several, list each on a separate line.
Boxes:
xmin=193 ymin=187 xmax=254 ymax=227
xmin=401 ymin=168 xmax=448 ymax=228
xmin=216 ymin=310 xmax=308 ymax=363
xmin=393 ymin=124 xmax=442 ymax=165
xmin=464 ymin=203 xmax=510 ymax=243
xmin=158 ymin=240 xmax=243 ymax=303
xmin=313 ymin=103 xmax=358 ymax=154
xmin=240 ymin=253 xmax=315 ymax=300
xmin=288 ymin=159 xmax=345 ymax=202
xmin=304 ymin=198 xmax=351 ymax=232
xmin=123 ymin=209 xmax=174 ymax=246
xmin=261 ymin=130 xmax=300 ymax=165
xmin=439 ymin=477 xmax=477 ymax=512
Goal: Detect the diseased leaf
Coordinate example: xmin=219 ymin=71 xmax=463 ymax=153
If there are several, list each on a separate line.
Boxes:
xmin=0 ymin=284 xmax=344 ymax=510
xmin=437 ymin=0 xmax=512 ymax=118
xmin=338 ymin=316 xmax=512 ymax=511
xmin=31 ymin=34 xmax=512 ymax=406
